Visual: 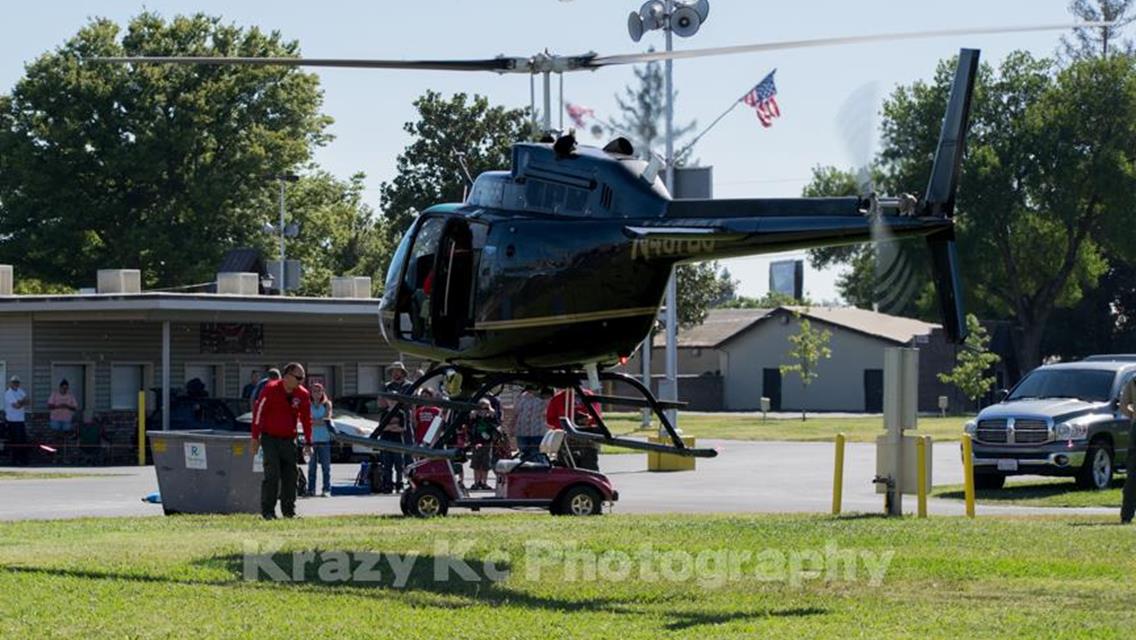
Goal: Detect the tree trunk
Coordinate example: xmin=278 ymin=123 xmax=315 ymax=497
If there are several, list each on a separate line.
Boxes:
xmin=1017 ymin=322 xmax=1045 ymax=374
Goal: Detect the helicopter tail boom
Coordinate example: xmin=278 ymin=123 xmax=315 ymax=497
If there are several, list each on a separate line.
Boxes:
xmin=642 ymin=49 xmax=978 ymax=342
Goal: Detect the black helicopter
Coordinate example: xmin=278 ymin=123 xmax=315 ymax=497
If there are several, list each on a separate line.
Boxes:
xmin=329 ymin=50 xmax=976 ymax=460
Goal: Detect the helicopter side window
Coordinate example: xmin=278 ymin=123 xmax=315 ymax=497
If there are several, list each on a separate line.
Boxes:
xmin=525 ymin=179 xmax=590 ymax=216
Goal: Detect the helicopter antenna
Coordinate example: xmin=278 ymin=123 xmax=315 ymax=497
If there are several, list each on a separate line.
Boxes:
xmin=452 ymin=151 xmax=474 ymax=198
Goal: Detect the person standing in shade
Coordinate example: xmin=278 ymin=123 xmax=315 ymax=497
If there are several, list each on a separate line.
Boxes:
xmin=251 ymin=363 xmax=312 ymax=520
xmin=307 ymin=382 xmax=334 ymax=498
xmin=47 ymin=379 xmax=79 ymax=433
xmin=4 ymin=376 xmax=29 ymax=466
xmin=250 ymin=368 xmax=281 ymax=406
xmin=509 ymin=385 xmax=551 ymax=458
xmin=384 ymin=362 xmax=414 ymax=396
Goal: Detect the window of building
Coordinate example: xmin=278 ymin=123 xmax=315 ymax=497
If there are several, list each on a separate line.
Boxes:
xmin=185 ymin=364 xmax=222 ymax=397
xmin=111 ymin=365 xmax=144 ymax=410
xmin=357 ymin=364 xmax=382 ymax=395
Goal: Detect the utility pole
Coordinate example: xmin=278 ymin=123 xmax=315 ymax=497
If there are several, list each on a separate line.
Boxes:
xmin=270 ymin=173 xmax=299 ymax=294
xmin=662 ymin=0 xmax=679 ymax=432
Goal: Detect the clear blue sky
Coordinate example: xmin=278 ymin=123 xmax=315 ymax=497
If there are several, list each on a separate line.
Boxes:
xmin=0 ymin=1 xmax=1108 ymax=301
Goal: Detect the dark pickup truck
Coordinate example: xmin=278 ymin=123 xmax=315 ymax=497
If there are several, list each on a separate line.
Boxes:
xmin=965 ymin=359 xmax=1134 ymax=490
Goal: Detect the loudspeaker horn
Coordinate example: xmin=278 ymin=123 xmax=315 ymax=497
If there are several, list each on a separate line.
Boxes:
xmin=628 ymin=11 xmax=644 ymax=42
xmin=671 ymin=5 xmax=702 ymax=38
xmin=639 ymin=0 xmax=666 ymax=31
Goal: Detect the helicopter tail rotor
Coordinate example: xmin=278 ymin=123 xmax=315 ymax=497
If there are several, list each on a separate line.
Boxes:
xmin=919 ymin=48 xmax=979 ymax=342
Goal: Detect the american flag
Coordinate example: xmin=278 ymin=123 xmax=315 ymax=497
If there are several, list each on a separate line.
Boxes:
xmin=742 ymin=70 xmax=780 ymax=128
xmin=565 ymin=102 xmax=595 ymax=129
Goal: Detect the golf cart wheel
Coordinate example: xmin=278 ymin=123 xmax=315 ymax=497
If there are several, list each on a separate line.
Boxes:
xmin=408 ymin=485 xmax=449 ymax=518
xmin=399 ymin=491 xmax=412 ymax=516
xmin=556 ymin=486 xmax=602 ymax=516
xmin=1076 ymin=441 xmax=1114 ymax=490
xmin=973 ymin=473 xmax=1005 ymax=491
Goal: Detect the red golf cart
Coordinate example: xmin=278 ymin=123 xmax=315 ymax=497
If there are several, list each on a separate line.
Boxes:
xmin=398 ymin=429 xmax=617 ymax=517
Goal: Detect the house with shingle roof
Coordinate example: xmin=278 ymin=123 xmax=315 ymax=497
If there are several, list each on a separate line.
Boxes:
xmin=624 ymin=306 xmax=965 ymax=413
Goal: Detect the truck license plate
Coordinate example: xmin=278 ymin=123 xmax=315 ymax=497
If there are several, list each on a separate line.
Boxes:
xmin=996 ymin=459 xmax=1018 ymax=472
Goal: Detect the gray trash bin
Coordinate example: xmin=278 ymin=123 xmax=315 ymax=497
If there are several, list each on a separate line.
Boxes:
xmin=149 ymin=430 xmax=264 ymax=515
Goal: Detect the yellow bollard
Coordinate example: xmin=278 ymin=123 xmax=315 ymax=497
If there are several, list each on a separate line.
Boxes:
xmin=916 ymin=435 xmax=928 ymax=518
xmin=832 ymin=433 xmax=846 ymax=515
xmin=137 ymin=390 xmax=147 ymax=466
xmin=961 ymin=434 xmax=976 ymax=518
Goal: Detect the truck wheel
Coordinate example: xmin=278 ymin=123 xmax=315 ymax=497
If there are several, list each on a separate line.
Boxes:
xmin=1076 ymin=442 xmax=1114 ymax=490
xmin=557 ymin=486 xmax=602 ymax=516
xmin=973 ymin=473 xmax=1005 ymax=490
xmin=408 ymin=485 xmax=448 ymax=518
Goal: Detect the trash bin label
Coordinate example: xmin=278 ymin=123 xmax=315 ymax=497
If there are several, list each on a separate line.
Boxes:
xmin=152 ymin=440 xmax=167 ymax=453
xmin=184 ymin=442 xmax=208 ymax=470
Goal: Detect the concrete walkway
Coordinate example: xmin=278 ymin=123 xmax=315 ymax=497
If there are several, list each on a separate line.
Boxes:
xmin=0 ymin=440 xmax=1118 ymax=521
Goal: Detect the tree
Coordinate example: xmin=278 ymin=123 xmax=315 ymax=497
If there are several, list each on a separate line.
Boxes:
xmin=803 ymin=51 xmax=1136 ymax=371
xmin=0 ymin=13 xmax=331 ymax=288
xmin=378 ymin=91 xmax=534 ymax=247
xmin=604 ymin=52 xmax=697 ymax=163
xmin=244 ymin=171 xmax=390 ymax=297
xmin=718 ymin=291 xmax=812 ymax=309
xmin=674 ymin=262 xmax=735 ymax=328
xmin=937 ymin=314 xmax=1001 ymax=411
xmin=779 ymin=311 xmax=832 ymax=421
xmin=1061 ymin=0 xmax=1136 ymax=60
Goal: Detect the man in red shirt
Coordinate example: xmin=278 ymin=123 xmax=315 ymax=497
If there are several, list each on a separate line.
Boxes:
xmin=545 ymin=388 xmax=602 ymax=471
xmin=413 ymin=388 xmax=442 ymax=444
xmin=251 ymin=362 xmax=312 ymax=520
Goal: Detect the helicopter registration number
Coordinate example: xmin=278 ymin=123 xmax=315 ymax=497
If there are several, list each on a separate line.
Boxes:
xmin=631 ymin=237 xmax=716 ymax=261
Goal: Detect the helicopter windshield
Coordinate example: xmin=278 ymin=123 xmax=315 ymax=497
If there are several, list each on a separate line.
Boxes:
xmin=380 ymin=227 xmax=415 ymax=316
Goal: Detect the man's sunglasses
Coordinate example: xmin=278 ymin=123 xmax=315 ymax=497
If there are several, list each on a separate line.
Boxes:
xmin=287 ymin=372 xmax=305 ymax=382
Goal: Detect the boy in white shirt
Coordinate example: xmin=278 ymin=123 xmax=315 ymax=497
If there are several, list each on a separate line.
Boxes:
xmin=4 ymin=376 xmax=29 ymax=466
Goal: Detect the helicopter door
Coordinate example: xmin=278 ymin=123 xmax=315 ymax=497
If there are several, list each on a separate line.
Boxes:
xmin=432 ymin=220 xmax=475 ymax=350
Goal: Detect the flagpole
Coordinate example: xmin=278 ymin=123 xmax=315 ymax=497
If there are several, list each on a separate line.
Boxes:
xmin=675 ymin=97 xmax=744 ymax=161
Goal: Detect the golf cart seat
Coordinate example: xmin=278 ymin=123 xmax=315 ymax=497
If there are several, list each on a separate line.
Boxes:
xmin=493 ymin=430 xmax=564 ymax=475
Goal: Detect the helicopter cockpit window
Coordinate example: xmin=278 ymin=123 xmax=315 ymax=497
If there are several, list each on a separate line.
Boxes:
xmin=397 ymin=217 xmax=446 ymax=343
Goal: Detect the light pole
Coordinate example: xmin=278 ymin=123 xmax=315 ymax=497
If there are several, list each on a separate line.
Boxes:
xmin=628 ymin=0 xmax=709 ymax=431
xmin=268 ymin=172 xmax=299 ymax=295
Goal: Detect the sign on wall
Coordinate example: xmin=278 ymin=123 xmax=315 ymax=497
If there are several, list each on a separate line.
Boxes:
xmin=200 ymin=323 xmax=264 ymax=354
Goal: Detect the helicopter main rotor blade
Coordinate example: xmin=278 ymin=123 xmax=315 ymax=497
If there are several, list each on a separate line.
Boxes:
xmin=91 ymin=56 xmax=527 ymax=73
xmin=586 ymin=21 xmax=1115 ymax=67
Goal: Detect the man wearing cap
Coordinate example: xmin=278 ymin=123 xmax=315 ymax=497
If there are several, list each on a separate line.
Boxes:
xmin=4 ymin=376 xmax=30 ymax=466
xmin=251 ymin=362 xmax=312 ymax=520
xmin=384 ymin=362 xmax=414 ymax=396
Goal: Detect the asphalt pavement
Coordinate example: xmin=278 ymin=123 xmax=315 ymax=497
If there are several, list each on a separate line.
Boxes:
xmin=0 ymin=440 xmax=1117 ymax=521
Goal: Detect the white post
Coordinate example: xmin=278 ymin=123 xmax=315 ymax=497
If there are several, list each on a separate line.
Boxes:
xmin=662 ymin=0 xmax=679 ymax=431
xmin=277 ymin=179 xmax=286 ymax=295
xmin=161 ymin=320 xmax=171 ymax=431
xmin=542 ymin=71 xmax=552 ymax=133
xmin=641 ymin=331 xmax=653 ymax=427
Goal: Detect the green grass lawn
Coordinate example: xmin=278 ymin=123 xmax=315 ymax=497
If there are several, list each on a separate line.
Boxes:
xmin=606 ymin=412 xmax=971 ymax=444
xmin=934 ymin=477 xmax=1128 ymax=509
xmin=0 ymin=513 xmax=1132 ymax=638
